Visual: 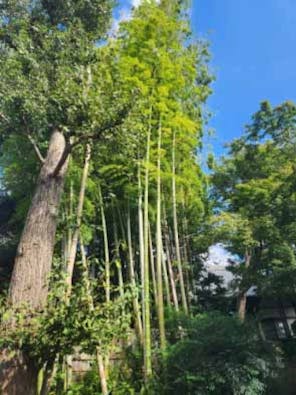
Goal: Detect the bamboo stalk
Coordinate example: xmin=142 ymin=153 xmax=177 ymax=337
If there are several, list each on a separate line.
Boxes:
xmin=143 ymin=112 xmax=152 ymax=379
xmin=112 ymin=206 xmax=124 ymax=298
xmin=172 ymin=131 xmax=188 ymax=313
xmin=66 ymin=144 xmax=91 ymax=293
xmin=156 ymin=120 xmax=166 ymax=350
xmin=163 ymin=206 xmax=179 ymax=311
xmin=127 ymin=205 xmax=143 ymax=342
xmin=98 ymin=182 xmax=111 ymax=303
xmin=80 ymin=234 xmax=108 ymax=395
xmin=149 ymin=222 xmax=158 ymax=306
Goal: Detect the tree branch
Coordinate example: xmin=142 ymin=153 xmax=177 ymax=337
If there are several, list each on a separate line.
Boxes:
xmin=21 ymin=115 xmax=45 ymax=164
xmin=27 ymin=134 xmax=45 ymax=164
xmin=1 ymin=112 xmax=45 ymax=164
xmin=51 ymin=142 xmax=72 ymax=178
xmin=51 ymin=106 xmax=129 ymax=178
xmin=71 ymin=106 xmax=129 ymax=149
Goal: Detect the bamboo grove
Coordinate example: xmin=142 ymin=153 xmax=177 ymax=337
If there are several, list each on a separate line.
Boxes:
xmin=2 ymin=1 xmax=296 ymax=394
xmin=59 ymin=0 xmax=212 ymax=388
xmin=0 ymin=1 xmax=213 ymax=393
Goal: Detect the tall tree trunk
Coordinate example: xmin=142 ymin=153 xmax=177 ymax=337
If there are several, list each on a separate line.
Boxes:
xmin=1 ymin=130 xmax=69 ymax=395
xmin=9 ymin=130 xmax=69 ymax=308
xmin=156 ymin=121 xmax=166 ymax=351
xmin=237 ymin=250 xmax=251 ymax=322
xmin=172 ymin=131 xmax=188 ymax=313
xmin=0 ymin=352 xmax=38 ymax=395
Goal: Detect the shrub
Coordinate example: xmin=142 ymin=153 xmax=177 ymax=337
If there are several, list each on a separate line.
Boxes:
xmin=161 ymin=312 xmax=273 ymax=395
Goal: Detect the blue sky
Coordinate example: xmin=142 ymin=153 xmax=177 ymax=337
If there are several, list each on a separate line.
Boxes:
xmin=117 ymin=0 xmax=296 ymax=156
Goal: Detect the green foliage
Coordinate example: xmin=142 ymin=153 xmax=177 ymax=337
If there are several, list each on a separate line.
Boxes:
xmin=39 ymin=0 xmax=114 ymax=38
xmin=195 ymin=271 xmax=231 ymax=313
xmin=0 ymin=1 xmax=265 ymax=394
xmin=0 ymin=0 xmax=125 ymax=243
xmin=161 ymin=312 xmax=273 ymax=395
xmin=66 ymin=363 xmax=139 ymax=395
xmin=65 ymin=369 xmax=102 ymax=395
xmin=0 ymin=263 xmax=132 ymax=367
xmin=211 ymin=101 xmax=296 ymax=297
xmin=0 ymin=0 xmax=126 ymax=167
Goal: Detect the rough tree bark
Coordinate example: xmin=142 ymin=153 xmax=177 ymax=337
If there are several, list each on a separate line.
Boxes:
xmin=9 ymin=130 xmax=69 ymax=308
xmin=1 ymin=130 xmax=69 ymax=395
xmin=0 ymin=352 xmax=38 ymax=395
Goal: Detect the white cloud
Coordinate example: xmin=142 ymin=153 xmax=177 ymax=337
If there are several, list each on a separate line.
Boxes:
xmin=131 ymin=0 xmax=142 ymax=7
xmin=111 ymin=0 xmax=161 ymax=37
xmin=203 ymin=244 xmax=235 ymax=288
xmin=203 ymin=244 xmax=256 ymax=295
xmin=131 ymin=0 xmax=160 ymax=8
xmin=206 ymin=244 xmax=234 ymax=267
xmin=110 ymin=7 xmax=132 ymax=37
